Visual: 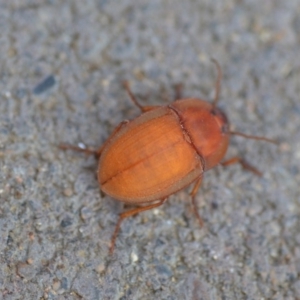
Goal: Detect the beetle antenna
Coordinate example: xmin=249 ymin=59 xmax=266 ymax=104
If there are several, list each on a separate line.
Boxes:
xmin=211 ymin=58 xmax=222 ymax=109
xmin=230 ymin=131 xmax=278 ymax=144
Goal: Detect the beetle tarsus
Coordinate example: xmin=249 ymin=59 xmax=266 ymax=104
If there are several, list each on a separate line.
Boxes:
xmin=191 ymin=196 xmax=204 ymax=227
xmin=190 ymin=176 xmax=204 ymax=227
xmin=59 ymin=144 xmax=100 ymax=158
xmin=109 ymin=199 xmax=167 ymax=254
xmin=221 ymin=156 xmax=262 ymax=177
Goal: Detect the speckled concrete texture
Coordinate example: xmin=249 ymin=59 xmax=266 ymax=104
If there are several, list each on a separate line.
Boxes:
xmin=0 ymin=0 xmax=299 ymax=299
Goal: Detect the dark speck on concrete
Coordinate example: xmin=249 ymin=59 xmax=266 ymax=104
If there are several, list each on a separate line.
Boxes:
xmin=61 ymin=277 xmax=68 ymax=290
xmin=33 ymin=75 xmax=56 ymax=95
xmin=155 ymin=264 xmax=173 ymax=278
xmin=60 ymin=216 xmax=73 ymax=228
xmin=211 ymin=201 xmax=219 ymax=210
xmin=6 ymin=235 xmax=13 ymax=246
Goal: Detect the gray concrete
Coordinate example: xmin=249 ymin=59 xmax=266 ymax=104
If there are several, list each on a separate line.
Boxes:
xmin=0 ymin=0 xmax=299 ymax=299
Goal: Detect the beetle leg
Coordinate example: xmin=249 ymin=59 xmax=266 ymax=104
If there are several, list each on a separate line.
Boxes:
xmin=221 ymin=156 xmax=262 ymax=177
xmin=173 ymin=83 xmax=183 ymax=100
xmin=123 ymin=81 xmax=159 ymax=113
xmin=109 ymin=199 xmax=167 ymax=254
xmin=59 ymin=144 xmax=100 ymax=158
xmin=224 ymin=131 xmax=277 ymax=176
xmin=190 ymin=176 xmax=204 ymax=227
xmin=59 ymin=120 xmax=129 ymax=159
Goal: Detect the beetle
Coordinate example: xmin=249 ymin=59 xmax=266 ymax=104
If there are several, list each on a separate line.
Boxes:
xmin=60 ymin=59 xmax=276 ymax=254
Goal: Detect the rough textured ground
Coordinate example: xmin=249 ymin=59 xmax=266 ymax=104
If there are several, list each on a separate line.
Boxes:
xmin=0 ymin=0 xmax=299 ymax=299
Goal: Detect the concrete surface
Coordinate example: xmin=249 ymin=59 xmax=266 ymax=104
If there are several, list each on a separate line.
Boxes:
xmin=0 ymin=0 xmax=299 ymax=299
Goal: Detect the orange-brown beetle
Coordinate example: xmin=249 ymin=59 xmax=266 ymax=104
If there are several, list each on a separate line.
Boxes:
xmin=61 ymin=60 xmax=276 ymax=254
